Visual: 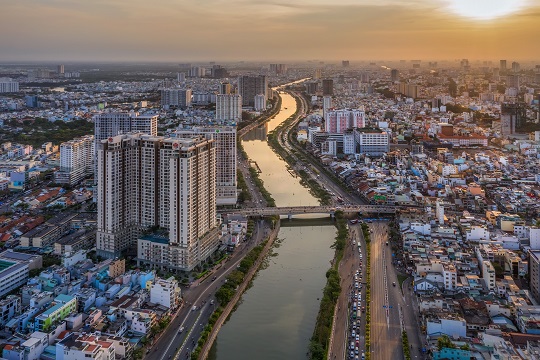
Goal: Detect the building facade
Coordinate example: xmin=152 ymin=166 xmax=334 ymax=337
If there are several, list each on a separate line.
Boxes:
xmin=174 ymin=126 xmax=237 ymax=205
xmin=55 ymin=135 xmax=95 ymax=185
xmin=238 ymin=75 xmax=267 ymax=106
xmin=215 ymin=94 xmax=242 ymax=122
xmin=0 ymin=78 xmax=19 ymax=93
xmin=160 ymin=89 xmax=192 ymax=108
xmin=97 ymin=134 xmax=219 ymax=271
xmin=325 ymin=109 xmax=366 ymax=133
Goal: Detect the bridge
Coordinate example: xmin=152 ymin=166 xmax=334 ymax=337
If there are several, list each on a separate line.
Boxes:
xmin=219 ymin=205 xmax=413 ymax=218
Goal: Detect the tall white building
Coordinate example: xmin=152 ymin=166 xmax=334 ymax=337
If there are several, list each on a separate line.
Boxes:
xmin=54 ymin=135 xmax=94 ymax=185
xmin=174 ymin=126 xmax=237 ymax=205
xmin=0 ymin=78 xmax=19 ymax=93
xmin=322 ymin=96 xmax=332 ymax=117
xmin=215 ymin=94 xmax=242 ymax=122
xmin=325 ymin=109 xmax=366 ymax=133
xmin=254 ymin=94 xmax=266 ymax=112
xmin=97 ymin=134 xmax=219 ymax=271
xmin=160 ymin=89 xmax=192 ymax=108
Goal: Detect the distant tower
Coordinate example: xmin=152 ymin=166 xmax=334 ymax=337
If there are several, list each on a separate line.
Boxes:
xmin=57 ymin=64 xmax=65 ymax=74
xmin=436 ymin=200 xmax=444 ymax=225
xmin=177 ymin=72 xmax=186 ymax=82
xmin=322 ymin=79 xmax=334 ymax=96
xmin=323 ymin=96 xmax=332 ymax=118
xmin=220 ymin=82 xmax=231 ymax=95
xmin=314 ymin=68 xmax=322 ymax=79
xmin=500 ymin=60 xmax=507 ymax=71
xmin=342 ymin=60 xmax=350 ymax=68
xmin=390 ymin=69 xmax=399 ymax=82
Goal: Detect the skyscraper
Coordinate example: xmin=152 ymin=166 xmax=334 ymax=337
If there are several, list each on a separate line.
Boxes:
xmin=93 ymin=112 xmax=158 ymax=145
xmin=254 ymin=94 xmax=266 ymax=112
xmin=500 ymin=103 xmax=526 ymax=135
xmin=323 ymin=96 xmax=332 ymax=118
xmin=220 ymin=82 xmax=231 ymax=95
xmin=390 ymin=69 xmax=399 ymax=82
xmin=342 ymin=60 xmax=350 ymax=68
xmin=512 ymin=61 xmax=521 ymax=73
xmin=322 ymin=79 xmax=334 ymax=96
xmin=174 ymin=126 xmax=237 ymax=205
xmin=500 ymin=60 xmax=507 ymax=71
xmin=215 ymin=94 xmax=242 ymax=122
xmin=507 ymin=74 xmax=520 ymax=89
xmin=238 ymin=75 xmax=268 ymax=106
xmin=97 ymin=134 xmax=218 ymax=271
xmin=57 ymin=64 xmax=65 ymax=74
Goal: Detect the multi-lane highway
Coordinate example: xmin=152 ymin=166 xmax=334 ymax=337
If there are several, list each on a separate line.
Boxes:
xmin=146 ymin=220 xmax=270 ymax=360
xmin=369 ymin=222 xmax=403 ymax=360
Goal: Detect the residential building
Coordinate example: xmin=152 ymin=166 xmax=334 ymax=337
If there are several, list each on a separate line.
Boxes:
xmin=56 ymin=333 xmax=118 ymax=360
xmin=482 ymin=260 xmax=496 ymax=291
xmin=529 ymin=250 xmax=540 ymax=303
xmin=215 ymin=94 xmax=242 ymax=122
xmin=353 ymin=128 xmax=390 ymax=156
xmin=0 ymin=251 xmax=42 ymax=298
xmin=174 ymin=126 xmax=237 ymax=205
xmin=150 ymin=277 xmax=181 ymax=309
xmin=97 ymin=134 xmax=219 ymax=270
xmin=54 ymin=135 xmax=94 ymax=185
xmin=34 ymin=294 xmax=77 ymax=332
xmin=324 ymin=109 xmax=366 ymax=133
xmin=254 ymin=94 xmax=266 ymax=112
xmin=160 ymin=88 xmax=192 ymax=108
xmin=238 ymin=75 xmax=267 ymax=106
xmin=322 ymin=79 xmax=333 ymax=96
xmin=93 ymin=112 xmax=158 ymax=145
xmin=0 ymin=295 xmax=21 ymax=327
xmin=0 ymin=78 xmax=19 ymax=93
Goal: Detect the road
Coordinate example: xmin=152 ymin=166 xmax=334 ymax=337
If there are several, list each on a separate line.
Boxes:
xmin=282 ymin=91 xmax=365 ymax=206
xmin=145 ymin=220 xmax=270 ymax=360
xmin=329 ymin=222 xmax=367 ymax=360
xmin=369 ymin=222 xmax=403 ymax=360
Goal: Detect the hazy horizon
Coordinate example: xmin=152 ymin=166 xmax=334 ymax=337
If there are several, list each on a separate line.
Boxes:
xmin=1 ymin=0 xmax=540 ymax=62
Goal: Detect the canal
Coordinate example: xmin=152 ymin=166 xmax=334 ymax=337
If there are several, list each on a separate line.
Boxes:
xmin=209 ymin=90 xmax=336 ymax=359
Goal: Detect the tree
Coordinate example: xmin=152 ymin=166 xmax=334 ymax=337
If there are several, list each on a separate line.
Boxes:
xmin=459 ymin=343 xmax=470 ymax=351
xmin=437 ymin=335 xmax=456 ymax=351
xmin=493 ymin=262 xmax=504 ymax=278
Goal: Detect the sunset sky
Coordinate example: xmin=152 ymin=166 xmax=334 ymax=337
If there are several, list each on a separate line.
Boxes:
xmin=1 ymin=0 xmax=539 ymax=62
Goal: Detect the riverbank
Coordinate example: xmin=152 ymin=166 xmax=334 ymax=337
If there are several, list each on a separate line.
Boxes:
xmin=197 ymin=221 xmax=281 ymax=360
xmin=266 ymin=91 xmax=331 ymax=205
xmin=309 ymin=212 xmax=347 ymax=360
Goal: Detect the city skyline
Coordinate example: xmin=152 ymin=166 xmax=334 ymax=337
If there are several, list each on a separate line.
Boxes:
xmin=1 ymin=0 xmax=540 ymax=62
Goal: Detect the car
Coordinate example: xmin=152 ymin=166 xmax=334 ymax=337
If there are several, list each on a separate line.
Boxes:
xmin=356 ymin=334 xmax=360 ymax=341
xmin=355 ymin=282 xmax=359 ymax=288
xmin=350 ymin=351 xmax=355 ymax=358
xmin=352 ymin=330 xmax=356 ymax=337
xmin=355 ymin=347 xmax=359 ymax=355
xmin=392 ymin=282 xmax=396 ymax=287
xmin=178 ymin=326 xmax=185 ymax=333
xmin=361 ymin=352 xmax=365 ymax=359
xmin=191 ymin=305 xmax=197 ymax=311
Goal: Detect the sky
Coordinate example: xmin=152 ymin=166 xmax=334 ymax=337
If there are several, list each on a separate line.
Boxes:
xmin=1 ymin=0 xmax=539 ymax=62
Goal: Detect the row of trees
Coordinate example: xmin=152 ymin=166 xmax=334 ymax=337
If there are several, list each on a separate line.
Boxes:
xmin=309 ymin=213 xmax=347 ymax=359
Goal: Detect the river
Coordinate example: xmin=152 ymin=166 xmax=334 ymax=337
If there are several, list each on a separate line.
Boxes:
xmin=209 ymin=89 xmax=336 ymax=359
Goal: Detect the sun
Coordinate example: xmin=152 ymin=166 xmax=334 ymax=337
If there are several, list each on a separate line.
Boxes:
xmin=447 ymin=0 xmax=529 ymax=20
